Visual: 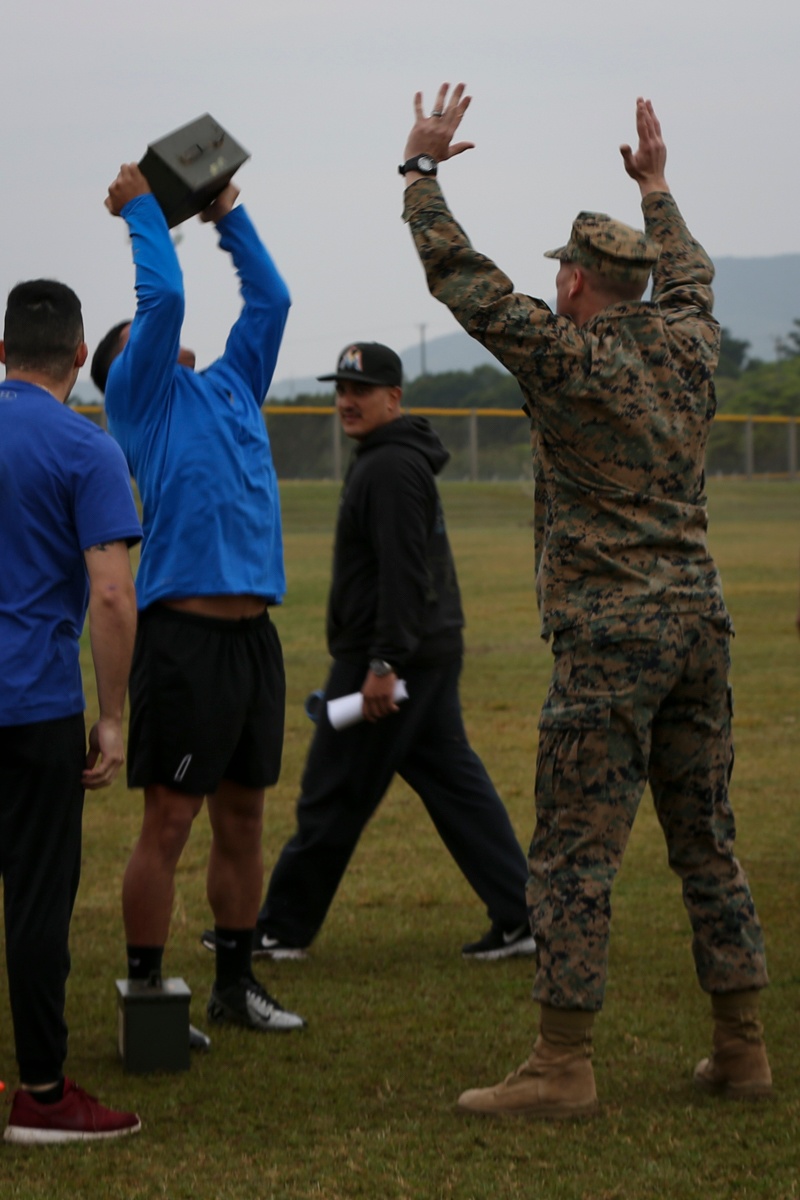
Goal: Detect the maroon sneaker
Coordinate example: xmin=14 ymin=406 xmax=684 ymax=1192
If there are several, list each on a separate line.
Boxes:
xmin=4 ymin=1078 xmax=141 ymax=1144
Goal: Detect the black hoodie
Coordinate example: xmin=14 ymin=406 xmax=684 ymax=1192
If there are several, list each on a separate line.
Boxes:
xmin=326 ymin=415 xmax=464 ymax=669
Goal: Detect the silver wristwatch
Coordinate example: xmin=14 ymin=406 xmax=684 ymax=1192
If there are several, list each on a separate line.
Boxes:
xmin=398 ymin=154 xmax=438 ymax=177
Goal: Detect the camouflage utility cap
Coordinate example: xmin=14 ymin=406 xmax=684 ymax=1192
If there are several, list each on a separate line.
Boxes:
xmin=544 ymin=212 xmax=661 ymax=285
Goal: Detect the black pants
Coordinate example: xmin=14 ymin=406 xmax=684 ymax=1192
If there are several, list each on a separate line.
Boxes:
xmin=260 ymin=659 xmax=529 ymax=946
xmin=0 ymin=715 xmax=85 ymax=1084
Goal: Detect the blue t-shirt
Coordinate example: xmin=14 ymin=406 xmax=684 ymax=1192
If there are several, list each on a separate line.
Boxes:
xmin=105 ymin=194 xmax=290 ymax=611
xmin=0 ymin=382 xmax=142 ymax=726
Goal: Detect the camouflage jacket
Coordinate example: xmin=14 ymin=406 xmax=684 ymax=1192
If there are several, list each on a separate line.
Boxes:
xmin=403 ymin=180 xmax=729 ymax=638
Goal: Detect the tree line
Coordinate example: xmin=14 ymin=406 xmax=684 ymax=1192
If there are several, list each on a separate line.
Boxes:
xmin=266 ymin=365 xmax=530 ymax=480
xmin=267 ymin=324 xmax=800 ymax=479
xmin=710 ymin=323 xmax=800 ymax=474
xmin=75 ymin=323 xmax=800 ymax=479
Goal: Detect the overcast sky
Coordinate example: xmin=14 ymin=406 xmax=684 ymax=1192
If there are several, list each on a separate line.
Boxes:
xmin=2 ymin=0 xmax=798 ymax=392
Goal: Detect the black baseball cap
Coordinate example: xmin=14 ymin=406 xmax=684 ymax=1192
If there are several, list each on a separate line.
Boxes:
xmin=318 ymin=342 xmax=402 ymax=388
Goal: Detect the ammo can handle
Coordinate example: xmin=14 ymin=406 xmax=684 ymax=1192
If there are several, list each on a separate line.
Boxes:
xmin=179 ymin=132 xmax=224 ymax=165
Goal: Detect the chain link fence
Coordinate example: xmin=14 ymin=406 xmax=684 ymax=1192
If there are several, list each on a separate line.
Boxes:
xmin=73 ymin=405 xmax=799 ymax=482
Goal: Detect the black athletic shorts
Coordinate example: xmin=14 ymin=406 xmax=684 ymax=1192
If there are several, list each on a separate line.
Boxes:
xmin=127 ymin=605 xmax=285 ymax=794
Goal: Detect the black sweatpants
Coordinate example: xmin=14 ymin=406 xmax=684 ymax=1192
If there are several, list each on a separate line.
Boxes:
xmin=0 ymin=715 xmax=85 ymax=1084
xmin=260 ymin=659 xmax=529 ymax=946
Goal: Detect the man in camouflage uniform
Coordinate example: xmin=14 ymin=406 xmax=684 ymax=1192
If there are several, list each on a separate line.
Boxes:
xmin=399 ymin=87 xmax=771 ymax=1117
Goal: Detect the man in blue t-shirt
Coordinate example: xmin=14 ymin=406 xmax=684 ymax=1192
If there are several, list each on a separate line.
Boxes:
xmin=0 ymin=279 xmax=142 ymax=1144
xmin=92 ymin=162 xmax=304 ymax=1040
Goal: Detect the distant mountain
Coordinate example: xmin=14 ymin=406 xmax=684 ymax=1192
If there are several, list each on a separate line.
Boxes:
xmin=267 ymin=375 xmax=323 ymax=401
xmin=267 ymin=253 xmax=800 ymax=398
xmin=712 ymin=254 xmax=800 ymax=362
xmin=268 ymin=331 xmax=508 ymax=399
xmin=399 ymin=331 xmax=505 ymax=381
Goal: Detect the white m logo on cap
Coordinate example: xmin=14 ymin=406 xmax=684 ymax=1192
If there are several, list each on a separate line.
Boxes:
xmin=339 ymin=347 xmax=363 ymax=373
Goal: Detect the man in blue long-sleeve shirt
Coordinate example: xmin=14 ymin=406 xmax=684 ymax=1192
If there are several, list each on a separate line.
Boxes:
xmin=92 ymin=163 xmax=305 ymax=1041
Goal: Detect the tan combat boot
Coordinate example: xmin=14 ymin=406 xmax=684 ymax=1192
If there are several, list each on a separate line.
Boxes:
xmin=694 ymin=990 xmax=773 ymax=1099
xmin=457 ymin=1005 xmax=598 ymax=1119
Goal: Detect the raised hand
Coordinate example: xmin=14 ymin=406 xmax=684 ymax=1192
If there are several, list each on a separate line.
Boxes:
xmin=403 ymin=82 xmax=475 ymax=166
xmin=199 ymin=182 xmax=240 ymax=224
xmin=620 ymin=97 xmax=669 ymax=196
xmin=105 ymin=163 xmax=151 ymax=216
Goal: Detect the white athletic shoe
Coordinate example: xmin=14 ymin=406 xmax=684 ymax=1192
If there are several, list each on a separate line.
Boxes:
xmin=207 ymin=976 xmax=307 ymax=1032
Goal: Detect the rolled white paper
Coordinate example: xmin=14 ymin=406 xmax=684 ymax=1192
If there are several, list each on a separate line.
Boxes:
xmin=327 ymin=679 xmax=409 ymax=731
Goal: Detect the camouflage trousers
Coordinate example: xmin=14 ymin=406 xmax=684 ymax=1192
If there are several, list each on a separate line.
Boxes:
xmin=528 ymin=611 xmax=768 ymax=1012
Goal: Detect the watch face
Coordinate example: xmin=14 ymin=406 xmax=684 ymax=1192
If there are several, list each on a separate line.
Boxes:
xmin=418 ymin=155 xmax=435 ymax=173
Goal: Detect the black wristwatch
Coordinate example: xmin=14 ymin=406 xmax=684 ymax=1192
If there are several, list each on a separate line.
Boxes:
xmin=398 ymin=154 xmax=437 ymax=178
xmin=369 ymin=658 xmax=395 ymax=677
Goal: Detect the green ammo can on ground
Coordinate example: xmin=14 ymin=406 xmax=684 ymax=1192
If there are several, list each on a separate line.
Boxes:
xmin=116 ymin=978 xmax=192 ymax=1073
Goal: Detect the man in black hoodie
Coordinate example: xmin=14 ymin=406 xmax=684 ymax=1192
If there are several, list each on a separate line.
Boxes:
xmin=204 ymin=342 xmax=533 ymax=962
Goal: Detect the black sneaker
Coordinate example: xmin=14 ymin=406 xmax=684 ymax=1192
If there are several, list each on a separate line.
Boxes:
xmin=461 ymin=922 xmax=537 ymax=961
xmin=207 ymin=976 xmax=307 ymax=1032
xmin=200 ymin=927 xmax=308 ymax=961
xmin=252 ymin=929 xmax=308 ymax=962
xmin=189 ymin=1023 xmax=211 ymax=1051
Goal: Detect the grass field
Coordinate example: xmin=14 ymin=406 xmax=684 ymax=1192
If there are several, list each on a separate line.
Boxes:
xmin=1 ymin=479 xmax=798 ymax=1199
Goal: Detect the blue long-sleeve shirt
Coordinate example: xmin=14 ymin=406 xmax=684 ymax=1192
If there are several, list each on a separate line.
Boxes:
xmin=105 ymin=193 xmax=290 ymax=610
